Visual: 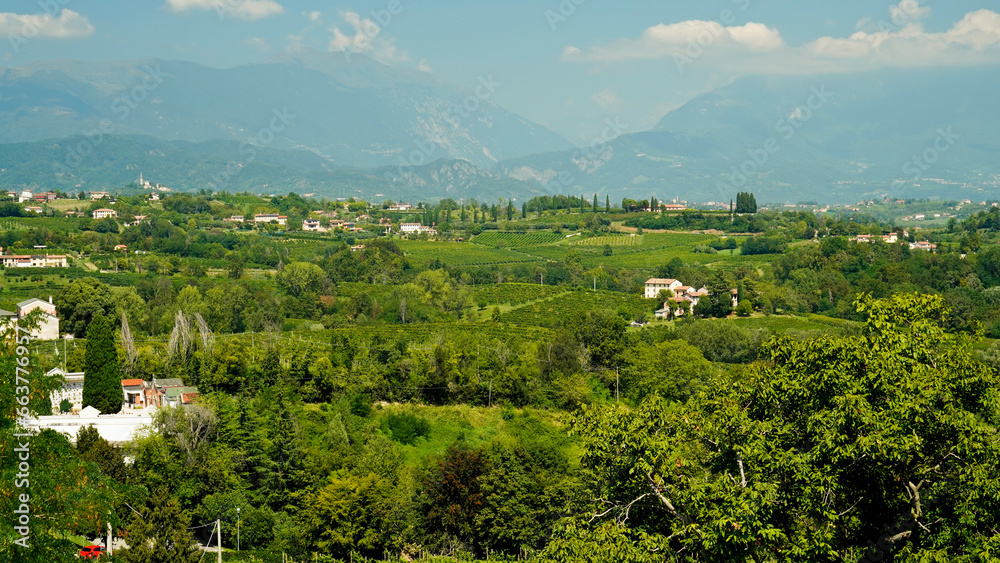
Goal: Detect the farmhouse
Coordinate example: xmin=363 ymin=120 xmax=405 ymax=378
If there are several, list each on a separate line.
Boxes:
xmin=644 ymin=278 xmax=683 ymax=299
xmin=92 ymin=208 xmax=118 ymax=219
xmin=0 ymin=254 xmax=69 ymax=268
xmin=400 ymin=223 xmax=436 ymax=235
xmin=16 ymin=297 xmax=59 ymax=340
xmin=254 ymin=213 xmax=287 ymax=225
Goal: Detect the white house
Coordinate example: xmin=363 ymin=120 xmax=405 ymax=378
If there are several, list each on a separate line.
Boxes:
xmin=46 ymin=367 xmax=85 ymax=413
xmin=644 ymin=278 xmax=684 ymax=299
xmin=92 ymin=208 xmax=118 ymax=219
xmin=302 ymin=219 xmax=326 ymax=232
xmin=254 ymin=213 xmax=287 ymax=225
xmin=16 ymin=297 xmax=59 ymax=340
xmin=18 ymin=190 xmax=34 ymax=203
xmin=1 ymin=254 xmax=69 ymax=268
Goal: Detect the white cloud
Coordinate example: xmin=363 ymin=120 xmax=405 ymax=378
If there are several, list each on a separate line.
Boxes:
xmin=165 ymin=0 xmax=284 ymax=21
xmin=591 ymin=89 xmax=621 ymax=108
xmin=243 ymin=36 xmax=271 ymax=52
xmin=563 ymin=20 xmax=784 ymax=62
xmin=418 ymin=59 xmax=433 ymax=73
xmin=805 ymin=3 xmax=1000 ymax=65
xmin=564 ymin=1 xmax=1000 ymax=73
xmin=0 ymin=9 xmax=94 ymax=38
xmin=328 ymin=10 xmax=409 ymax=64
xmin=305 ymin=11 xmax=322 ymax=23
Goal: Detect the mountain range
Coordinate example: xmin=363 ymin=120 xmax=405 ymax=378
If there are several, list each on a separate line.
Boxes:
xmin=1 ymin=52 xmax=998 ymax=204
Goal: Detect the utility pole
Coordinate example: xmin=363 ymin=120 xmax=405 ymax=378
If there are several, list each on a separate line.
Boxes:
xmin=237 ymin=507 xmax=241 ymax=552
xmin=107 ymin=519 xmax=112 ymax=556
xmin=217 ymin=519 xmax=222 ymax=563
xmin=616 ymin=367 xmax=619 ymax=404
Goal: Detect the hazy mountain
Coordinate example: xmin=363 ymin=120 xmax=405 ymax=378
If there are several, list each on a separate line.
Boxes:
xmin=497 ymin=68 xmax=1000 ymax=203
xmin=0 ymin=135 xmax=543 ymax=202
xmin=0 ymin=51 xmax=572 ymax=170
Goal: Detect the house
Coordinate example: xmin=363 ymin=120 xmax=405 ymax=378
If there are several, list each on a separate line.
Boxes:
xmin=644 ymin=278 xmax=683 ymax=299
xmin=18 ymin=190 xmax=34 ymax=203
xmin=16 ymin=297 xmax=59 ymax=340
xmin=302 ymin=219 xmax=326 ymax=232
xmin=25 ymin=406 xmax=155 ymax=445
xmin=121 ymin=379 xmax=155 ymax=410
xmin=24 ymin=206 xmax=43 ymax=214
xmin=33 ymin=192 xmax=57 ymax=203
xmin=910 ymin=241 xmax=937 ymax=251
xmin=89 ymin=191 xmax=111 ymax=201
xmin=881 ymin=234 xmax=898 ymax=244
xmin=388 ymin=203 xmax=412 ymax=211
xmin=47 ymin=368 xmax=86 ymax=413
xmin=662 ymin=204 xmax=687 ymax=211
xmin=253 ymin=213 xmax=287 ymax=225
xmin=0 ymin=255 xmax=69 ymax=268
xmin=114 ymin=245 xmax=128 ymax=252
xmin=163 ymin=386 xmax=201 ymax=407
xmin=152 ymin=378 xmax=186 ymax=407
xmin=92 ymin=208 xmax=118 ymax=219
xmin=122 ymin=215 xmax=147 ymax=227
xmin=400 ymin=223 xmax=423 ymax=234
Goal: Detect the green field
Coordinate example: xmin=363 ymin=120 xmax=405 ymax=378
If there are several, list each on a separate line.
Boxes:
xmin=397 ymin=240 xmax=542 ymax=267
xmin=471 ymin=231 xmax=563 ymax=247
xmin=499 ymin=289 xmax=651 ymax=328
xmin=473 ymin=283 xmax=565 ymax=307
xmin=569 ymin=234 xmax=643 ymax=246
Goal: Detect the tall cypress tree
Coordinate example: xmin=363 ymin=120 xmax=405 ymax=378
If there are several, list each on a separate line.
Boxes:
xmin=83 ymin=314 xmax=123 ymax=414
xmin=606 ymin=195 xmax=610 ymax=213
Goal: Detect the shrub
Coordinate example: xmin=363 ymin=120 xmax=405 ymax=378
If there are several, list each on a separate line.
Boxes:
xmin=383 ymin=412 xmax=431 ymax=445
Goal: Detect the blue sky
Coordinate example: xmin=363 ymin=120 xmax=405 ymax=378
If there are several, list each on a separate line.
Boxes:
xmin=3 ymin=0 xmax=999 ymax=142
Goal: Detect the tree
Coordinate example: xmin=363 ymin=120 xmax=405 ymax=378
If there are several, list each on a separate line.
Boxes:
xmin=77 ymin=425 xmax=128 ymax=482
xmin=567 ymin=293 xmax=1000 ymax=561
xmin=605 ymin=195 xmax=610 ymax=213
xmin=119 ymin=490 xmax=201 ymax=563
xmin=421 ymin=444 xmax=490 ymax=554
xmin=56 ymin=277 xmax=116 ymax=337
xmin=276 ymin=262 xmax=327 ymax=297
xmin=570 ymin=310 xmax=627 ymax=368
xmin=83 ymin=314 xmax=123 ymax=414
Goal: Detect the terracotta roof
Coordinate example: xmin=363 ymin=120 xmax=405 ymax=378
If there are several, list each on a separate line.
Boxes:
xmin=121 ymin=379 xmax=144 ymax=387
xmin=181 ymin=393 xmax=200 ymax=404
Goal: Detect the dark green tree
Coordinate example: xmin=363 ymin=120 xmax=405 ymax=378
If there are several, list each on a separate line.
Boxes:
xmin=83 ymin=314 xmax=123 ymax=414
xmin=119 ymin=490 xmax=201 ymax=563
xmin=55 ymin=277 xmax=116 ymax=337
xmin=605 ymin=195 xmax=610 ymax=213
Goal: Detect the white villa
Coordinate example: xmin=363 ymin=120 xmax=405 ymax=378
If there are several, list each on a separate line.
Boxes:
xmin=46 ymin=367 xmax=85 ymax=412
xmin=644 ymin=278 xmax=683 ymax=299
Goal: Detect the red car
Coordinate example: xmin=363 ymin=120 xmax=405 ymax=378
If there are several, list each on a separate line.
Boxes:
xmin=79 ymin=545 xmax=106 ymax=559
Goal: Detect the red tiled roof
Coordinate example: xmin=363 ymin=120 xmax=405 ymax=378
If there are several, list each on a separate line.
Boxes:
xmin=121 ymin=379 xmax=144 ymax=387
xmin=181 ymin=393 xmax=200 ymax=404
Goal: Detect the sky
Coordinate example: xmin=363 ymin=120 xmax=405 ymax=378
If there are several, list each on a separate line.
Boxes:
xmin=2 ymin=0 xmax=1000 ymax=143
